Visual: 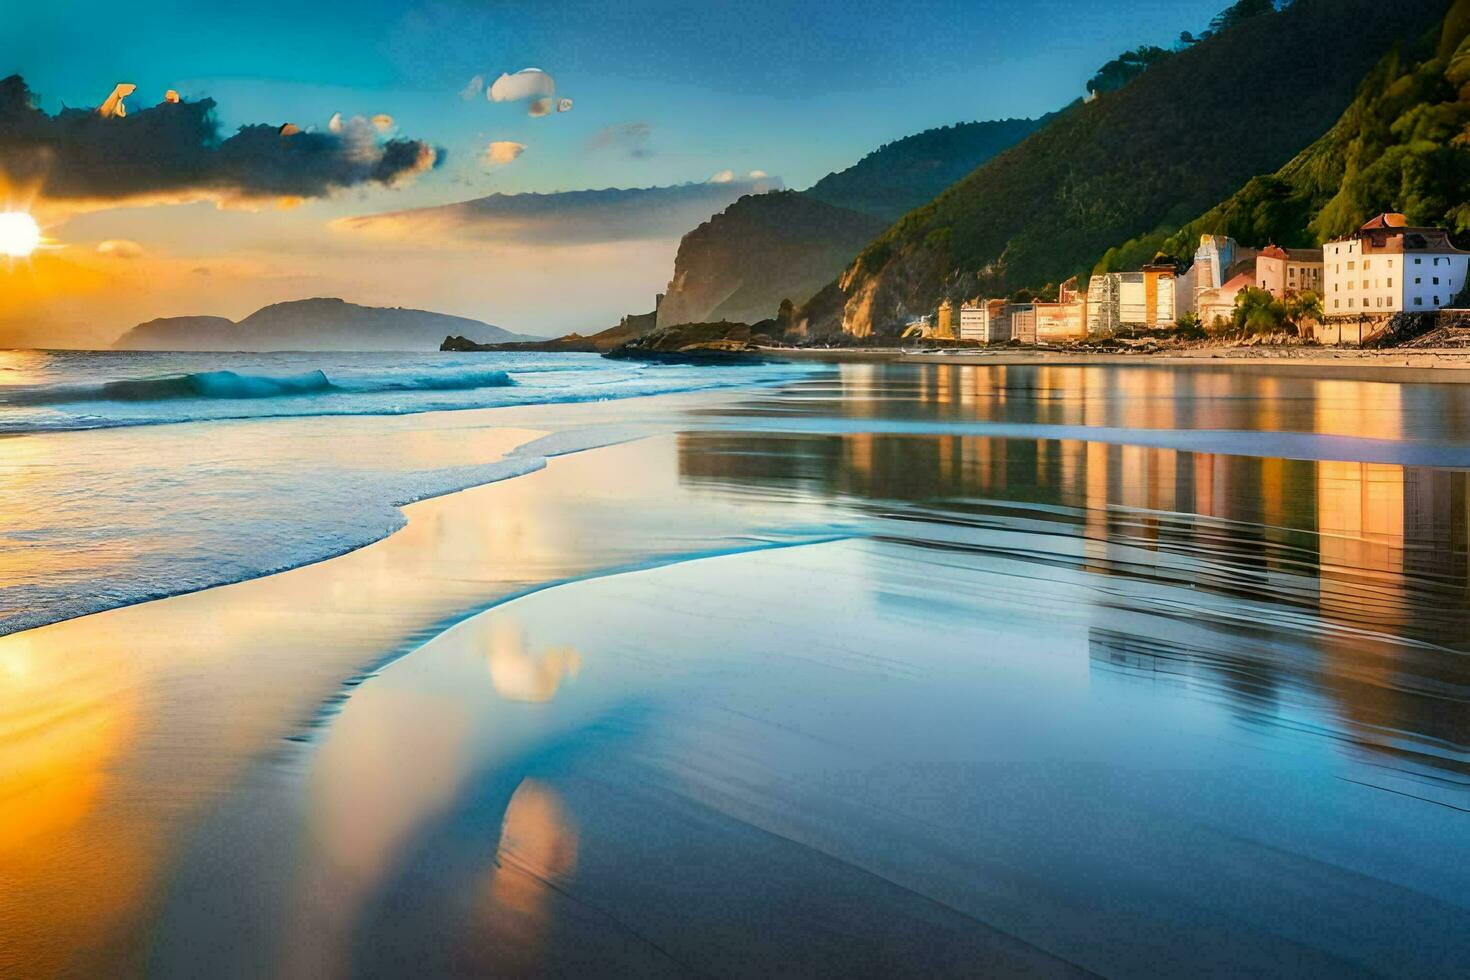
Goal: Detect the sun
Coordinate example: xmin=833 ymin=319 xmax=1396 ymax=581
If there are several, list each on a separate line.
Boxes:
xmin=0 ymin=211 xmax=42 ymax=258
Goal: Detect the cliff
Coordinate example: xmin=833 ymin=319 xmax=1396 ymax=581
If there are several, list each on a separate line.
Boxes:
xmin=832 ymin=0 xmax=1454 ymax=337
xmin=655 ymin=192 xmax=886 ymax=329
xmin=115 ymin=298 xmax=537 ymax=351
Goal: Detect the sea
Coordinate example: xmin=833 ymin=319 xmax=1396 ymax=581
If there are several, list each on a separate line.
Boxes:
xmin=0 ymin=349 xmax=817 ymax=634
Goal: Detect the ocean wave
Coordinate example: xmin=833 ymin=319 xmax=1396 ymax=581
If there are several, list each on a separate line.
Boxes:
xmin=1 ymin=367 xmax=516 ymax=406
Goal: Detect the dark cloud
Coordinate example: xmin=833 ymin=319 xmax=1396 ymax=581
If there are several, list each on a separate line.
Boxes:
xmin=334 ymin=175 xmax=784 ymax=246
xmin=587 ymin=122 xmax=653 ymax=159
xmin=0 ymin=75 xmax=443 ymax=208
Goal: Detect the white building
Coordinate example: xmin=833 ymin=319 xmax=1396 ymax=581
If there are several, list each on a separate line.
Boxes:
xmin=959 ymin=300 xmax=1010 ymax=343
xmin=1324 ymin=213 xmax=1470 ymax=318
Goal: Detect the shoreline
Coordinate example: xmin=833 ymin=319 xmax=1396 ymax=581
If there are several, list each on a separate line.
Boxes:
xmin=758 ymin=344 xmax=1470 ymax=382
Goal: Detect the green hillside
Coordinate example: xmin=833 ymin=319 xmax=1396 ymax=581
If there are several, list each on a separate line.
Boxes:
xmin=805 ymin=117 xmax=1046 ymax=222
xmin=833 ymin=0 xmax=1454 ymax=337
xmin=654 ymin=117 xmax=1043 ymax=327
xmin=1101 ymin=0 xmax=1470 ymax=270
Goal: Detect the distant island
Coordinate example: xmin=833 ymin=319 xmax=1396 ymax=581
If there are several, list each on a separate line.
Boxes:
xmin=115 ymin=298 xmax=540 ymax=352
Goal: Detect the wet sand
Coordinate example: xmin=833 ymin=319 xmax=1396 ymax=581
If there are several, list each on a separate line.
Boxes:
xmin=3 ymin=363 xmax=1469 ymax=976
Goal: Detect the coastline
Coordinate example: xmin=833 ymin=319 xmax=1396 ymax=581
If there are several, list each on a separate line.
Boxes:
xmin=759 ymin=344 xmax=1470 ymax=382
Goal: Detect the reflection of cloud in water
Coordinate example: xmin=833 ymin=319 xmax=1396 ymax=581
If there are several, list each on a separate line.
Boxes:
xmin=483 ymin=779 xmax=578 ymax=947
xmin=486 ymin=618 xmax=581 ymax=703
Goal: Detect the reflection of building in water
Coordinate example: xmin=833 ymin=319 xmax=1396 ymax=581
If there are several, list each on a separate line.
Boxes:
xmin=1315 ymin=463 xmax=1469 ymax=631
xmin=676 ymin=428 xmax=1469 ymax=776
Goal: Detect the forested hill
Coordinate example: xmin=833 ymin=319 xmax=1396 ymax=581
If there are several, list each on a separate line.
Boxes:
xmin=1099 ymin=0 xmax=1470 ymax=271
xmin=653 ymin=117 xmax=1043 ymax=328
xmin=805 ymin=117 xmax=1047 ymax=222
xmin=830 ymin=0 xmax=1454 ymax=337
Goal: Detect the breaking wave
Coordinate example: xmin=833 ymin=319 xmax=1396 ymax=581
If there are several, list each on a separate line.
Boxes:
xmin=2 ymin=368 xmax=515 ymax=405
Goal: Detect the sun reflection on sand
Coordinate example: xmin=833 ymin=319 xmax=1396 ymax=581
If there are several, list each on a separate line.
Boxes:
xmin=481 ymin=779 xmax=579 ymax=951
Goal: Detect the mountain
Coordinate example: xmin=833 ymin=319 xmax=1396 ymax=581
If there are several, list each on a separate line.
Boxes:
xmin=654 ymin=118 xmax=1045 ymax=329
xmin=1100 ymin=0 xmax=1470 ymax=270
xmin=115 ymin=298 xmax=537 ymax=351
xmin=804 ymin=117 xmax=1047 ymax=223
xmin=656 ymin=192 xmax=887 ymax=327
xmin=829 ymin=0 xmax=1455 ymax=337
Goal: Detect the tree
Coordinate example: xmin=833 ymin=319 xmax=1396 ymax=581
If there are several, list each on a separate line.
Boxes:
xmin=1208 ymin=0 xmax=1278 ymax=37
xmin=1175 ymin=310 xmax=1206 ymax=339
xmin=1286 ymin=290 xmax=1322 ymax=328
xmin=1232 ymin=286 xmax=1289 ymax=334
xmin=1087 ymin=46 xmax=1174 ymax=95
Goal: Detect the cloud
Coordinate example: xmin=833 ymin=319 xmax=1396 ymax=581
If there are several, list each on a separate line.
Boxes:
xmin=485 ymin=68 xmax=569 ymax=118
xmin=0 ymin=75 xmax=443 ymax=212
xmin=488 ymin=68 xmax=555 ymax=104
xmin=460 ymin=75 xmax=485 ymax=101
xmin=587 ymin=122 xmax=652 ymax=159
xmin=710 ymin=169 xmax=770 ymax=184
xmin=483 ymin=140 xmax=526 ymax=166
xmin=333 ymin=176 xmax=784 ymax=247
xmin=96 ymin=238 xmax=143 ymax=258
xmin=371 ymin=114 xmax=394 ymax=133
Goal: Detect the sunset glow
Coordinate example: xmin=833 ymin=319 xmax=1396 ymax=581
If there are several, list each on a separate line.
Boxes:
xmin=0 ymin=211 xmax=41 ymax=258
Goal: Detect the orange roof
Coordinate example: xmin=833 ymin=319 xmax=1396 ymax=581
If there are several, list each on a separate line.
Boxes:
xmin=1360 ymin=213 xmax=1409 ymax=231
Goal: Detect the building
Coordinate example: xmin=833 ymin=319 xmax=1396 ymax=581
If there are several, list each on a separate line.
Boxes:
xmin=1087 ymin=273 xmax=1118 ymax=334
xmin=934 ymin=299 xmax=956 ymax=340
xmin=958 ymin=299 xmax=1009 ymax=343
xmin=1256 ymin=245 xmax=1323 ymax=298
xmin=1089 ymin=266 xmax=1175 ymax=333
xmin=1323 ymin=213 xmax=1470 ymax=319
xmin=1193 ymin=235 xmax=1238 ymax=292
xmin=1180 ymin=235 xmax=1257 ymax=318
xmin=1008 ymin=303 xmax=1037 ymax=344
xmin=1196 ymin=271 xmax=1252 ymax=328
xmin=1033 ymin=278 xmax=1088 ymax=342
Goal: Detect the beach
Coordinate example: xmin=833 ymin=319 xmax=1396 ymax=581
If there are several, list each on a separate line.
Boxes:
xmin=2 ymin=356 xmax=1468 ymax=976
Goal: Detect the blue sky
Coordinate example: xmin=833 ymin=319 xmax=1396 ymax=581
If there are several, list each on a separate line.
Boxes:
xmin=2 ymin=0 xmax=1230 ymax=342
xmin=6 ymin=0 xmax=1226 ymax=196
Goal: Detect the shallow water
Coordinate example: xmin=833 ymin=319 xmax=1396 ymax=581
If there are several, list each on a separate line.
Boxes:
xmin=2 ymin=361 xmax=1468 ymax=975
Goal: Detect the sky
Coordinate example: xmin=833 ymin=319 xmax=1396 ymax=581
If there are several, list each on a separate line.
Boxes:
xmin=1 ymin=0 xmax=1225 ymax=344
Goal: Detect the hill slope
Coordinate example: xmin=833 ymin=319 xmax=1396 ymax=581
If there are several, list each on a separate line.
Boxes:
xmin=1100 ymin=0 xmax=1470 ymax=269
xmin=655 ymin=117 xmax=1044 ymax=328
xmin=805 ymin=117 xmax=1047 ymax=223
xmin=833 ymin=0 xmax=1454 ymax=337
xmin=656 ymin=192 xmax=887 ymax=328
xmin=115 ymin=298 xmax=535 ymax=351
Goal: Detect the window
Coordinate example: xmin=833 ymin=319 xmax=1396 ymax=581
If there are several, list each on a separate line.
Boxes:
xmin=1388 ymin=278 xmax=1393 ymax=287
xmin=1349 ymin=298 xmax=1355 ymax=308
xmin=1348 ymin=261 xmax=1356 ymax=270
xmin=1415 ymin=257 xmax=1423 ymax=265
xmin=1363 ymin=280 xmax=1369 ymax=289
xmin=1388 ymin=259 xmax=1395 ymax=268
xmin=1434 ymin=277 xmax=1441 ymax=285
xmin=1415 ymin=297 xmax=1424 ymax=306
xmin=1435 ymin=296 xmax=1442 ymax=305
xmin=1416 ymin=277 xmax=1422 ymax=284
xmin=1364 ymin=260 xmax=1371 ymax=269
xmin=1334 ymin=299 xmax=1341 ymax=309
